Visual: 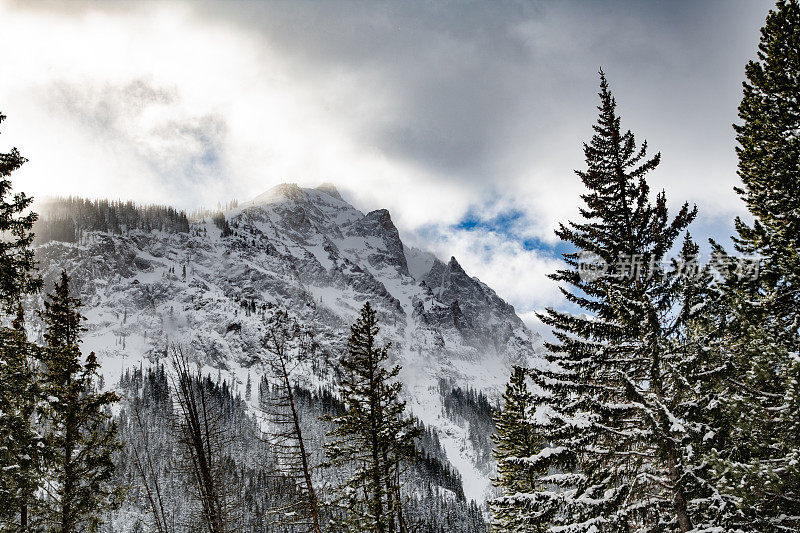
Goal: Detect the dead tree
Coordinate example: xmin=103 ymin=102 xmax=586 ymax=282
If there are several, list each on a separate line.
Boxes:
xmin=129 ymin=399 xmax=172 ymax=533
xmin=260 ymin=310 xmax=323 ymax=533
xmin=170 ymin=347 xmax=235 ymax=533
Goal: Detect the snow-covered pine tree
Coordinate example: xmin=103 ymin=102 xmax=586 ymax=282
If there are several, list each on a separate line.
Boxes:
xmin=661 ymin=235 xmax=745 ymax=529
xmin=0 ymin=307 xmax=44 ymax=531
xmin=490 ymin=365 xmax=544 ymax=532
xmin=324 ymin=302 xmax=419 ymax=533
xmin=529 ymin=72 xmax=698 ymax=531
xmin=0 ymin=111 xmax=41 ymax=308
xmin=703 ymin=1 xmax=800 ymax=528
xmin=38 ymin=271 xmax=123 ymax=533
xmin=0 ymin=113 xmax=43 ymax=531
xmin=260 ymin=309 xmax=322 ymax=533
xmin=734 ymin=0 xmax=800 ymax=298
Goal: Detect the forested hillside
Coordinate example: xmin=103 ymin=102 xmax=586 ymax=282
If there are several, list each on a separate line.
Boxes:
xmin=33 ymin=197 xmax=190 ymax=245
xmin=108 ymin=365 xmax=485 ymax=532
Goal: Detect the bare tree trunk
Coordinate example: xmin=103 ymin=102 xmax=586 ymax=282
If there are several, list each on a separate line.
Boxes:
xmin=668 ymin=453 xmax=692 ymax=533
xmin=61 ymin=386 xmax=76 ymax=533
xmin=651 ymin=346 xmax=693 ymax=533
xmin=171 ymin=347 xmax=229 ymax=533
xmin=262 ymin=311 xmax=323 ymax=533
xmin=368 ymin=340 xmax=385 ymax=533
xmin=394 ymin=460 xmax=409 ymax=533
xmin=131 ymin=401 xmax=171 ymax=533
xmin=282 ymin=367 xmax=322 ymax=533
xmin=383 ymin=449 xmax=396 ymax=533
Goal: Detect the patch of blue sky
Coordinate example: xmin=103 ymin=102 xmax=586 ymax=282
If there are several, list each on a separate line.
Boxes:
xmin=452 ymin=204 xmax=740 ymax=264
xmin=453 ymin=205 xmax=570 ymax=258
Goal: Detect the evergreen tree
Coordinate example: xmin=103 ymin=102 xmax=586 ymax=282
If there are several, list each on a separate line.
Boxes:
xmin=0 ymin=111 xmax=41 ymax=309
xmin=489 ymin=366 xmax=543 ymax=532
xmin=529 ymin=72 xmax=698 ymax=531
xmin=705 ymin=1 xmax=800 ymax=528
xmin=662 ymin=236 xmax=745 ymax=530
xmin=0 ymin=307 xmax=43 ymax=531
xmin=0 ymin=110 xmax=43 ymax=531
xmin=733 ymin=0 xmax=800 ymax=298
xmin=39 ymin=271 xmax=123 ymax=533
xmin=325 ymin=302 xmax=419 ymax=533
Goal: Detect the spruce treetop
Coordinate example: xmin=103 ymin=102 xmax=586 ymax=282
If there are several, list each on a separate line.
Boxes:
xmin=0 ymin=111 xmax=42 ymax=311
xmin=732 ymin=0 xmax=800 ymax=318
xmin=544 ymin=71 xmax=697 ymax=339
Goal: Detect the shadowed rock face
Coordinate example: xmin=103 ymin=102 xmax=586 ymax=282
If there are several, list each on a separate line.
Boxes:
xmin=422 ymin=256 xmax=523 ymax=331
xmin=348 ymin=209 xmax=409 ymax=277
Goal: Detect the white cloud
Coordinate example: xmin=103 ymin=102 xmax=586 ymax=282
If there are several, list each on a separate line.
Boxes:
xmin=0 ymin=0 xmax=773 ymax=319
xmin=0 ymin=2 xmax=478 ymax=225
xmin=409 ymin=225 xmax=565 ymax=316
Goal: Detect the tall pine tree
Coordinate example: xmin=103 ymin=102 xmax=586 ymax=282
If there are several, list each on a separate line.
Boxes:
xmin=39 ymin=271 xmax=122 ymax=533
xmin=527 ymin=72 xmax=699 ymax=531
xmin=0 ymin=110 xmax=43 ymax=531
xmin=662 ymin=236 xmax=745 ymax=530
xmin=0 ymin=308 xmax=43 ymax=531
xmin=325 ymin=302 xmax=419 ymax=533
xmin=705 ymin=1 xmax=800 ymax=529
xmin=734 ymin=0 xmax=800 ymax=297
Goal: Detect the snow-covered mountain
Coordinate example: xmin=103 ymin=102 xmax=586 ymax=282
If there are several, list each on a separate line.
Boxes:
xmin=33 ymin=183 xmax=544 ymax=501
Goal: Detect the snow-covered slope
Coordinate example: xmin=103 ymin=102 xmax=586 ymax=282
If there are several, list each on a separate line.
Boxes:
xmin=33 ymin=183 xmax=544 ymax=501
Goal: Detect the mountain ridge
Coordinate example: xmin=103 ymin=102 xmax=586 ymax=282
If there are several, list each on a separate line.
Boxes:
xmin=31 ymin=183 xmax=544 ymax=501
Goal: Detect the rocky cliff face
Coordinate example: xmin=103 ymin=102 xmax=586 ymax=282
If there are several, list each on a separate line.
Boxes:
xmin=32 ymin=183 xmax=543 ymax=501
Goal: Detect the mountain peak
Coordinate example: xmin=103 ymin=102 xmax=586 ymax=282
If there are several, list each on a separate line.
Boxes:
xmin=247 ymin=183 xmax=304 ymax=205
xmin=32 ymin=191 xmax=541 ymax=506
xmin=315 ymin=182 xmax=343 ymax=201
xmin=247 ymin=183 xmax=352 ymax=210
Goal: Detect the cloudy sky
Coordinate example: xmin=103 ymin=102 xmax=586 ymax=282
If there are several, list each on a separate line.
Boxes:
xmin=0 ymin=0 xmax=774 ymax=333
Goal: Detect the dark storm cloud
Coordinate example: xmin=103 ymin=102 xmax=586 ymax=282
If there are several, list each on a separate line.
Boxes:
xmin=197 ymin=1 xmax=541 ymax=178
xmin=197 ymin=0 xmax=771 ymax=193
